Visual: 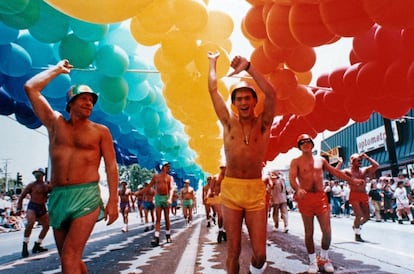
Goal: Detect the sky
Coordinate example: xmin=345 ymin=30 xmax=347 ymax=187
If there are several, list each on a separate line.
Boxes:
xmin=0 ymin=0 xmax=353 ymax=184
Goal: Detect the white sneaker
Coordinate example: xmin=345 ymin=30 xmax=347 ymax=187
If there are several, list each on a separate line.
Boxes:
xmin=323 ymin=260 xmax=334 ymax=273
xmin=308 ymin=262 xmax=318 ymax=274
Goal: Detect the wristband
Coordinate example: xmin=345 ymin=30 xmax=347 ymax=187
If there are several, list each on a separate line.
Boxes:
xmin=245 ymin=62 xmax=250 ymax=71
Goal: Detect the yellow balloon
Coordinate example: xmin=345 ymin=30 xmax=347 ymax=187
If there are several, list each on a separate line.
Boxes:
xmin=194 ymin=41 xmax=230 ymax=78
xmin=174 ymin=0 xmax=208 ymax=32
xmin=134 ymin=0 xmax=175 ymax=33
xmin=161 ymin=29 xmax=197 ymax=65
xmin=45 ymin=0 xmax=152 ymax=23
xmin=200 ymin=10 xmax=234 ymax=41
xmin=130 ymin=15 xmax=163 ymax=46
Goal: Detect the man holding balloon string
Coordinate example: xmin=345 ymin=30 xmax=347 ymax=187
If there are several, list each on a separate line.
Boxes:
xmin=208 ymin=52 xmax=276 ymax=274
xmin=24 ymin=59 xmax=119 ymax=274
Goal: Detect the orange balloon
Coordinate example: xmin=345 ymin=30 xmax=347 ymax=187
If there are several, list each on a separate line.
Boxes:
xmin=262 ymin=39 xmax=291 ymax=64
xmin=243 ymin=5 xmax=267 ymax=40
xmin=289 ymin=2 xmax=336 ymax=47
xmin=285 ymin=46 xmax=316 ymax=73
xmin=320 ymin=0 xmax=374 ymax=37
xmin=250 ymin=45 xmax=278 ymax=74
xmin=268 ymin=68 xmax=298 ymax=100
xmin=286 ymin=85 xmax=315 ymax=116
xmin=296 ymin=70 xmax=312 ymax=85
xmin=266 ymin=3 xmax=300 ymax=49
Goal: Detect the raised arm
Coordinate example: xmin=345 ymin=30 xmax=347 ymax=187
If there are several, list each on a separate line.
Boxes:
xmin=360 ymin=153 xmax=379 ymax=174
xmin=24 ymin=60 xmax=73 ymax=128
xmin=323 ymin=158 xmax=364 ymax=186
xmin=229 ymin=56 xmax=276 ymax=127
xmin=208 ymin=51 xmax=230 ymax=124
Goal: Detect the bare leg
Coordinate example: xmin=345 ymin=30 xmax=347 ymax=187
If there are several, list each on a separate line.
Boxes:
xmin=222 ymin=205 xmax=243 ymax=274
xmin=245 ymin=208 xmax=267 ymax=269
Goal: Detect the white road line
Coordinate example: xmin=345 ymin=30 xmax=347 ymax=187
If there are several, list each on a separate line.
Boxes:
xmin=175 ymin=219 xmax=202 ymax=273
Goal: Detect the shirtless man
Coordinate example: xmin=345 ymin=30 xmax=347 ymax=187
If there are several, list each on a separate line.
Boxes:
xmin=137 ymin=181 xmax=155 ymax=232
xmin=202 ymin=176 xmax=214 ymax=228
xmin=207 ymin=165 xmax=227 ymax=243
xmin=181 ymin=179 xmax=195 ymax=227
xmin=290 ymin=134 xmax=364 ymax=273
xmin=119 ymin=181 xmax=132 ymax=232
xmin=208 ymin=52 xmax=276 ymax=274
xmin=342 ymin=153 xmax=379 ymax=242
xmin=137 ymin=162 xmax=174 ymax=246
xmin=17 ymin=168 xmax=52 ymax=257
xmin=24 ymin=60 xmax=119 ymax=274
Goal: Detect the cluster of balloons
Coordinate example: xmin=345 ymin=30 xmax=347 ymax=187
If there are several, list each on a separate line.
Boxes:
xmin=240 ymin=0 xmax=414 ymax=160
xmin=2 ymin=0 xmax=414 ymax=175
xmin=0 ymin=0 xmax=209 ymax=183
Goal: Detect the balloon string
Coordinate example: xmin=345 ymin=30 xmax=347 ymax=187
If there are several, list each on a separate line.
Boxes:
xmin=31 ymin=66 xmax=160 ymax=73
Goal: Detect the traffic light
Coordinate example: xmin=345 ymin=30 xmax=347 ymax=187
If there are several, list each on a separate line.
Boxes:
xmin=17 ymin=172 xmax=22 ymax=185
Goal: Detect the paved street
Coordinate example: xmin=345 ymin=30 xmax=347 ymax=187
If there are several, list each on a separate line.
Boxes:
xmin=0 ymin=210 xmax=413 ymax=273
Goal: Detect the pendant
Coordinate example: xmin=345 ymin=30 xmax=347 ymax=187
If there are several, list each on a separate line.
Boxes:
xmin=244 ymin=135 xmax=249 ymax=145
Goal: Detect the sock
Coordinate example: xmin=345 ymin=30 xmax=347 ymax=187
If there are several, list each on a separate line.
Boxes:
xmin=249 ymin=262 xmax=267 ymax=274
xmin=219 ymin=227 xmax=223 ymax=232
xmin=320 ymin=249 xmax=329 ymax=260
xmin=23 ymin=237 xmax=29 ymax=243
xmin=155 ymin=231 xmax=160 ymax=238
xmin=37 ymin=238 xmax=43 ymax=244
xmin=166 ymin=230 xmax=171 ymax=235
xmin=309 ymin=253 xmax=316 ymax=264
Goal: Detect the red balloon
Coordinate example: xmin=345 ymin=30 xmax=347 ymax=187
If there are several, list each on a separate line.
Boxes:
xmin=384 ymin=59 xmax=414 ymax=100
xmin=320 ymin=0 xmax=374 ymax=37
xmin=289 ymin=2 xmax=336 ymax=47
xmin=362 ymin=0 xmax=414 ymax=29
xmin=316 ymin=73 xmax=330 ymax=88
xmin=401 ymin=28 xmax=414 ymax=60
xmin=374 ymin=26 xmax=403 ymax=64
xmin=374 ymin=96 xmax=411 ymax=119
xmin=352 ymin=24 xmax=378 ymax=62
xmin=356 ymin=61 xmax=387 ymax=99
xmin=323 ymin=90 xmax=346 ymax=114
xmin=328 ymin=67 xmax=348 ymax=92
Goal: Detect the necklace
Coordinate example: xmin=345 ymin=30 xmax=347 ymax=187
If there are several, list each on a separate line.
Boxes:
xmin=239 ymin=118 xmax=255 ymax=145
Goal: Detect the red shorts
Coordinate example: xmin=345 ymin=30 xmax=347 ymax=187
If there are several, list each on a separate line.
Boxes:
xmin=296 ymin=192 xmax=330 ymax=217
xmin=349 ymin=192 xmax=369 ymax=207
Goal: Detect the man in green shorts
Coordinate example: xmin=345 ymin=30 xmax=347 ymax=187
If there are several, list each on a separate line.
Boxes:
xmin=25 ymin=60 xmax=119 ymax=274
xmin=181 ymin=179 xmax=195 ymax=227
xmin=137 ymin=162 xmax=175 ymax=246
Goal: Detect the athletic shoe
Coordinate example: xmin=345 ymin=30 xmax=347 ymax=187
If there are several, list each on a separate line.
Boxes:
xmin=307 ymin=262 xmax=318 ymax=274
xmin=32 ymin=242 xmax=48 ymax=253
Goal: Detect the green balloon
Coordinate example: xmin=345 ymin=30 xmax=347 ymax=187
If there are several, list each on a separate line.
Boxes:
xmin=59 ymin=33 xmax=96 ymax=68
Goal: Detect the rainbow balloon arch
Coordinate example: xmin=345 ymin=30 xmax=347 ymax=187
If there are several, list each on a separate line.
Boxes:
xmin=1 ymin=0 xmax=414 ymax=183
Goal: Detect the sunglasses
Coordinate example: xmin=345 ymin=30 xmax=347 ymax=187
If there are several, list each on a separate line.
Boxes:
xmin=298 ymin=138 xmax=312 ymax=146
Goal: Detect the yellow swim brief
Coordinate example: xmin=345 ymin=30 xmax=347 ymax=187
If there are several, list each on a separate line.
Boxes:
xmin=208 ymin=195 xmax=221 ymax=205
xmin=220 ymin=177 xmax=266 ymax=212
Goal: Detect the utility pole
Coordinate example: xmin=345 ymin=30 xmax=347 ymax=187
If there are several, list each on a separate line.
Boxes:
xmin=383 ymin=118 xmax=399 ymax=177
xmin=2 ymin=159 xmax=12 ymax=192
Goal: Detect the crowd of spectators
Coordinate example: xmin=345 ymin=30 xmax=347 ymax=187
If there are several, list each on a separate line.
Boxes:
xmin=0 ymin=192 xmax=29 ymax=233
xmin=323 ymin=173 xmax=414 ymax=223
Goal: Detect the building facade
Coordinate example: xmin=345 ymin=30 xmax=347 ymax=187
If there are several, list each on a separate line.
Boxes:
xmin=321 ymin=110 xmax=414 ymax=178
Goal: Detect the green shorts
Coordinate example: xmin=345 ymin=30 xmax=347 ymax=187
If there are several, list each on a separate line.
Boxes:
xmin=154 ymin=195 xmax=169 ymax=208
xmin=183 ymin=199 xmax=193 ymax=208
xmin=48 ymin=182 xmax=104 ymax=229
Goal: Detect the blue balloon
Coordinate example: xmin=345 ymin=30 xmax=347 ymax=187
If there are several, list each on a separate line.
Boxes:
xmin=28 ymin=1 xmax=69 ymax=43
xmin=3 ymin=72 xmax=33 ymax=102
xmin=70 ymin=18 xmax=108 ymax=42
xmin=0 ymin=43 xmax=32 ymax=77
xmin=0 ymin=87 xmax=16 ymax=115
xmin=0 ymin=22 xmax=19 ymax=45
xmin=16 ymin=33 xmax=57 ymax=67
